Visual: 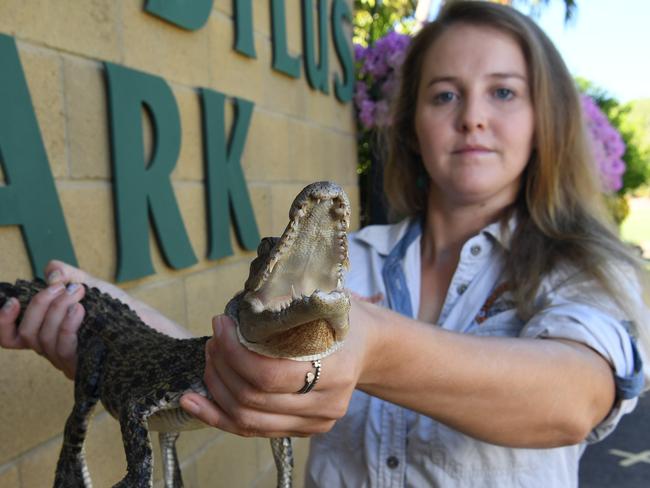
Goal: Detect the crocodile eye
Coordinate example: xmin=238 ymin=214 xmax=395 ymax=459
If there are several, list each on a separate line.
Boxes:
xmin=257 ymin=237 xmax=279 ymax=255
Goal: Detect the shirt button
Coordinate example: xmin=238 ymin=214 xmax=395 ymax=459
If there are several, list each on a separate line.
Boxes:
xmin=386 ymin=456 xmax=400 ymax=469
xmin=457 ymin=283 xmax=468 ymax=295
xmin=470 ymin=245 xmax=481 ymax=256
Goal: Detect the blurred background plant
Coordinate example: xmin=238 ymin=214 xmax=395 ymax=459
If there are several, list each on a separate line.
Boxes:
xmin=353 ymin=0 xmax=417 ymax=225
xmin=577 ymin=78 xmax=650 ymax=224
xmin=353 ymin=0 xmax=417 ymax=46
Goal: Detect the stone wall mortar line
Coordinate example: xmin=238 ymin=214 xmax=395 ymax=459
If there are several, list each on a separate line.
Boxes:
xmin=251 ymin=462 xmax=278 ymax=488
xmin=60 ymin=50 xmax=72 ymax=180
xmin=246 ymin=177 xmax=359 ymax=187
xmin=0 ymin=408 xmax=111 ymax=474
xmin=12 ymin=41 xmax=355 ymax=137
xmin=240 ymin=102 xmax=356 ymax=136
xmin=176 ymin=432 xmax=247 ymax=476
xmin=55 ymin=180 xmax=113 ymax=188
xmin=116 ymin=0 xmax=125 ymax=64
xmin=12 ymin=37 xmax=109 ymax=68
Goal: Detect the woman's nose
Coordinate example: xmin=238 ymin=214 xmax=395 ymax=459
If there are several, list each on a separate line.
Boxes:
xmin=457 ymin=97 xmax=486 ymax=132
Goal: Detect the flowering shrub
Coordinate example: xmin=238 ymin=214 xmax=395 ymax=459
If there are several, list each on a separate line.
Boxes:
xmin=354 ymin=31 xmax=411 ymax=130
xmin=580 ymin=94 xmax=627 ymax=193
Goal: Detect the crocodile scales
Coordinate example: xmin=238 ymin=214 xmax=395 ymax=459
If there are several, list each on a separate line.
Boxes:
xmin=0 ymin=181 xmax=351 ymax=488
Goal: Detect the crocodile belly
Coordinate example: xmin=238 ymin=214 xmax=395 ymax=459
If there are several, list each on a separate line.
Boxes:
xmin=148 ymin=406 xmax=206 ymax=432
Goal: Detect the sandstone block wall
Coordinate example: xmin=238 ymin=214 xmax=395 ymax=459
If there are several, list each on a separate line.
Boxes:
xmin=0 ymin=1 xmax=358 ymax=486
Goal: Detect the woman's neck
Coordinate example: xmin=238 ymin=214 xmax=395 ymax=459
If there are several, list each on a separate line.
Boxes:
xmin=421 ymin=192 xmax=508 ymax=266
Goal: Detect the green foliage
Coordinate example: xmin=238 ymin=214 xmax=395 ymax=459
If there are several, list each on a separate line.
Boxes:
xmin=627 ymin=99 xmax=650 ymax=153
xmin=353 ymin=0 xmax=417 ymax=46
xmin=604 ymin=194 xmax=630 ymax=226
xmin=577 ymin=78 xmax=650 ymax=196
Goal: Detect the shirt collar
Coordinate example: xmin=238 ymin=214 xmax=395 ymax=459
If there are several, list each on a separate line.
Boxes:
xmin=481 ymin=214 xmax=518 ymax=251
xmin=354 ymin=218 xmax=419 ymax=257
xmin=354 ymin=214 xmax=518 ymax=256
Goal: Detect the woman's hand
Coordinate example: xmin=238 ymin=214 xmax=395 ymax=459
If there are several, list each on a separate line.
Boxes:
xmin=0 ymin=260 xmax=90 ymax=379
xmin=180 ymin=303 xmax=372 ymax=438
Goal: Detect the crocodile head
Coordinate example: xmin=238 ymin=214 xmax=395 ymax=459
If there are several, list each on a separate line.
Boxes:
xmin=226 ymin=181 xmax=351 ymax=361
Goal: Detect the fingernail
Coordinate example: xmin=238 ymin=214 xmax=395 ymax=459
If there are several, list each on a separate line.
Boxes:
xmin=2 ymin=298 xmax=14 ymax=311
xmin=213 ymin=316 xmax=224 ymax=339
xmin=66 ymin=283 xmax=80 ymax=294
xmin=46 ymin=270 xmax=62 ymax=284
xmin=48 ymin=283 xmax=65 ymax=295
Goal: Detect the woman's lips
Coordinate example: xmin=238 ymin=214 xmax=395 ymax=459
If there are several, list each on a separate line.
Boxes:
xmin=452 ymin=145 xmax=493 ymax=155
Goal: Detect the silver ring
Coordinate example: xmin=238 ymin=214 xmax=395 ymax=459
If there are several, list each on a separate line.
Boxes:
xmin=297 ymin=359 xmax=321 ymax=394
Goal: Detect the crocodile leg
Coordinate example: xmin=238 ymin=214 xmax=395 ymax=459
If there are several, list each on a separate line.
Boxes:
xmin=159 ymin=431 xmax=183 ymax=488
xmin=54 ymin=339 xmax=106 ymax=488
xmin=113 ymin=404 xmax=154 ymax=488
xmin=271 ymin=437 xmax=294 ymax=488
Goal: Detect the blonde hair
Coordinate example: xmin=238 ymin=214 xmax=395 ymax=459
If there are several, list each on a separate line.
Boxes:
xmin=383 ymin=0 xmax=650 ymax=381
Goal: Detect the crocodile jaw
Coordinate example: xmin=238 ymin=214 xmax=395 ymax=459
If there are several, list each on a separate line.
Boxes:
xmin=233 ymin=182 xmax=351 ymax=360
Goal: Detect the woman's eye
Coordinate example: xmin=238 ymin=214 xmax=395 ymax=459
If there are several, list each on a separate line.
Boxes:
xmin=433 ymin=91 xmax=457 ymax=104
xmin=494 ymin=88 xmax=515 ymax=100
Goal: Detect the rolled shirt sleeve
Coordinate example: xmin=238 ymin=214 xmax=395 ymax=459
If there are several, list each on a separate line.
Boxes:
xmin=520 ymin=273 xmax=645 ymax=442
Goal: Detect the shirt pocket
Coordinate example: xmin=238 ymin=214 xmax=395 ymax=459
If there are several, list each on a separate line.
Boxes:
xmin=466 ymin=307 xmax=523 ymax=337
xmin=426 ymin=421 xmax=551 ymax=485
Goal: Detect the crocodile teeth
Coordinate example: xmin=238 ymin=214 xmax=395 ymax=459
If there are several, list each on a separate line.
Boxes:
xmin=268 ymin=257 xmax=277 ymax=274
xmin=248 ymin=297 xmax=265 ymax=313
xmin=291 ymin=284 xmax=300 ymax=301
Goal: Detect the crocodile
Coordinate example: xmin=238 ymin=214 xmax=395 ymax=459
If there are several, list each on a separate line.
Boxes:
xmin=0 ymin=181 xmax=351 ymax=488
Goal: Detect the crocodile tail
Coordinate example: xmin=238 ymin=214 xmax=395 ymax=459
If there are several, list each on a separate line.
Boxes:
xmin=76 ymin=285 xmax=171 ymax=344
xmin=0 ymin=278 xmax=149 ymax=340
xmin=0 ymin=279 xmax=48 ymax=324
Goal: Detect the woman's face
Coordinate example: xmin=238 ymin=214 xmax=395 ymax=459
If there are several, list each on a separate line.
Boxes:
xmin=415 ymin=23 xmax=535 ymax=210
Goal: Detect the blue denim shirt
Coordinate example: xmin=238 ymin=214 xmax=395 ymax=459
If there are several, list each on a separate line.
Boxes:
xmin=305 ymin=218 xmax=644 ymax=488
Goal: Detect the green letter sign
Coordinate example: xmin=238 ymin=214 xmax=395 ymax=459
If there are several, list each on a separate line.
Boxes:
xmin=302 ymin=0 xmax=329 ymax=94
xmin=201 ymin=89 xmax=259 ymax=259
xmin=105 ymin=63 xmax=197 ymax=282
xmin=234 ymin=0 xmax=256 ymax=58
xmin=332 ymin=0 xmax=354 ymax=103
xmin=0 ymin=34 xmax=77 ymax=277
xmin=270 ymin=0 xmax=301 ymax=78
xmin=145 ymin=0 xmax=213 ymax=31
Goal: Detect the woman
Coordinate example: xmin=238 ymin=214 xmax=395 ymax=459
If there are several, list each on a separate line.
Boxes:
xmin=1 ymin=2 xmax=648 ymax=486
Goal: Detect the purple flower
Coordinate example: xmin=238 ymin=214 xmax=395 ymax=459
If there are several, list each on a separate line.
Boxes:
xmin=354 ymin=81 xmax=368 ymax=107
xmin=374 ymin=100 xmax=391 ymax=127
xmin=354 ymin=44 xmax=367 ymax=63
xmin=359 ymin=100 xmax=376 ymax=129
xmin=580 ymin=94 xmax=626 ymax=193
xmin=354 ymin=31 xmax=411 ymax=130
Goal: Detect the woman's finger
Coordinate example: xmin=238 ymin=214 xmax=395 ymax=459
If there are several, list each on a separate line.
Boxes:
xmin=210 ymin=315 xmax=309 ymax=394
xmin=203 ymin=345 xmax=322 ymax=422
xmin=207 ymin=336 xmax=337 ymax=417
xmin=0 ymin=298 xmax=25 ymax=349
xmin=38 ymin=283 xmax=85 ymax=361
xmin=44 ymin=260 xmax=89 ymax=286
xmin=179 ymin=390 xmax=335 ymax=438
xmin=54 ymin=303 xmax=83 ymax=379
xmin=16 ymin=283 xmax=66 ymax=353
